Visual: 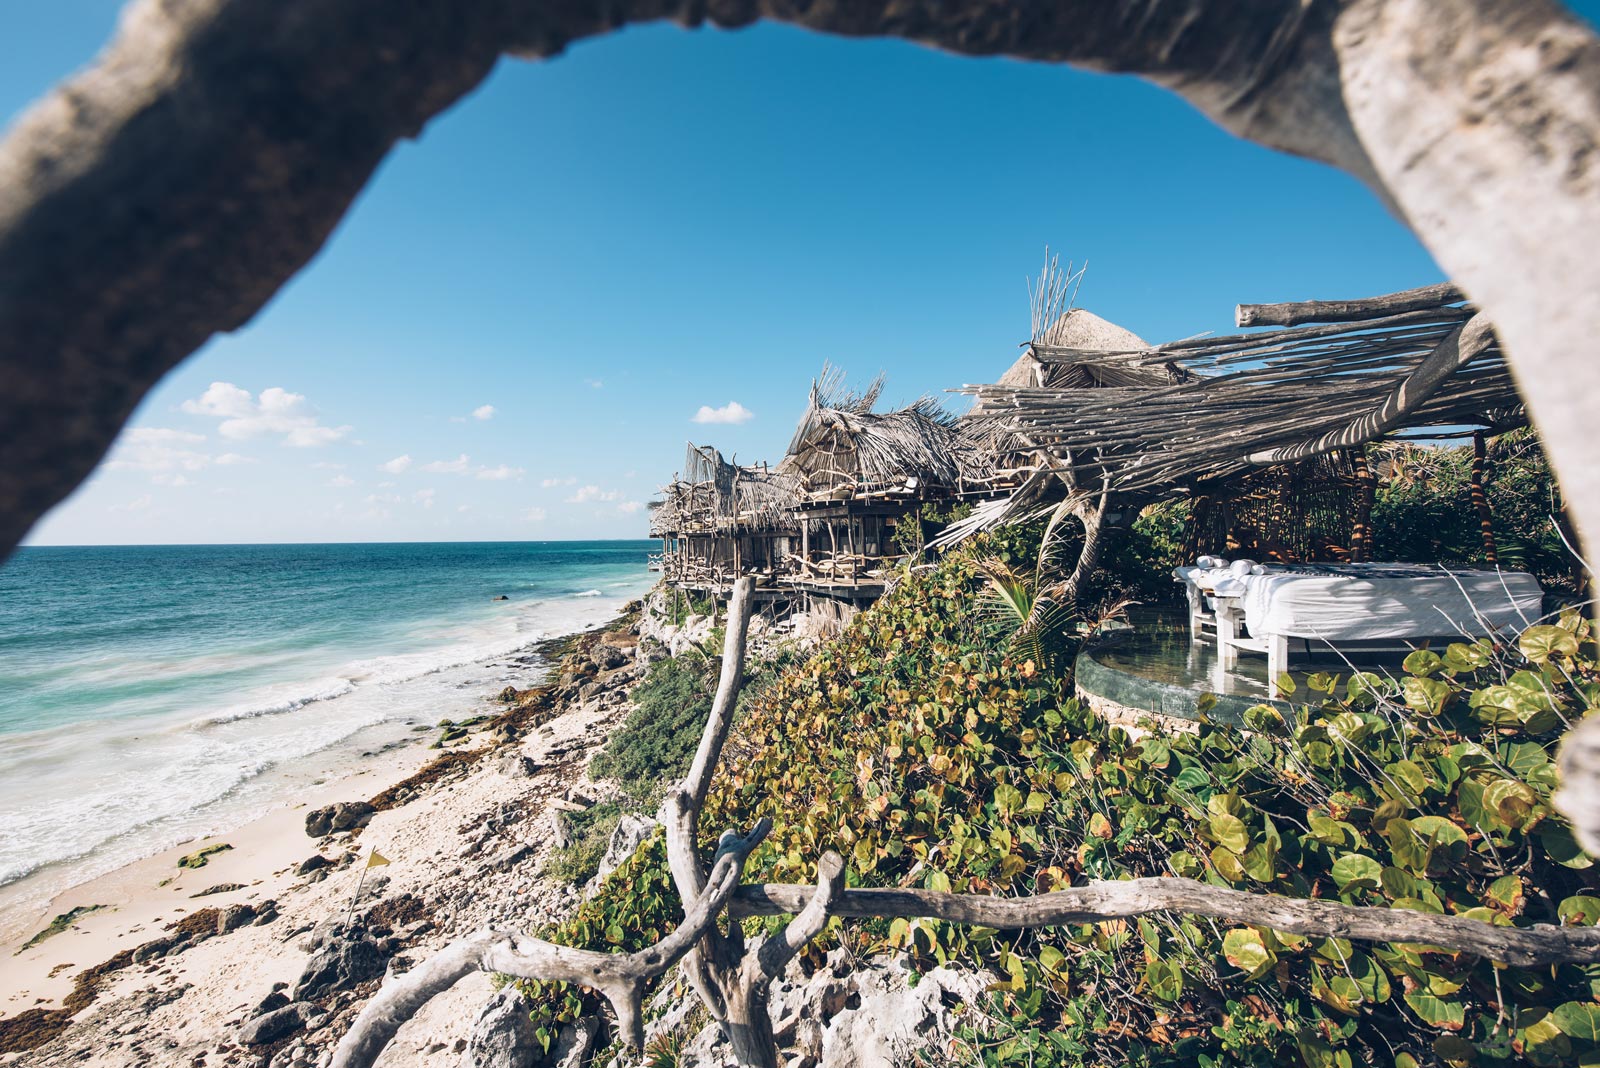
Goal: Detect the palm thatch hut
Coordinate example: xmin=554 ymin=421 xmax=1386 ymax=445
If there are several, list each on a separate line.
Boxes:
xmin=776 ymin=365 xmax=988 ymax=600
xmin=649 ymin=443 xmax=800 ymax=593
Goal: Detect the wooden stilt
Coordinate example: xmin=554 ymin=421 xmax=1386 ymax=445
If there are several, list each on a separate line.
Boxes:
xmin=1351 ymin=448 xmax=1375 ymax=563
xmin=1472 ymin=431 xmax=1498 ymax=564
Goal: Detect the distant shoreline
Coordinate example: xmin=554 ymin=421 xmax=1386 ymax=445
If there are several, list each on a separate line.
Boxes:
xmin=0 ymin=602 xmax=637 ymax=1040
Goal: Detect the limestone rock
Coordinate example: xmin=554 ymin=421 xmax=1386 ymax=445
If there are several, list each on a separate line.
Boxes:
xmin=494 ymin=750 xmax=537 ymax=777
xmin=304 ymin=801 xmax=374 ymax=838
xmin=292 ymin=933 xmax=389 ymax=1001
xmin=590 ymin=641 xmax=629 ymax=670
xmin=817 ymin=961 xmax=990 ymax=1068
xmin=459 ymin=988 xmax=539 ymax=1068
xmin=550 ymin=1017 xmax=600 ymax=1068
xmin=295 ymin=853 xmax=332 ymax=876
xmin=584 ymin=814 xmax=659 ymax=895
xmin=240 ymin=1002 xmax=316 ymax=1046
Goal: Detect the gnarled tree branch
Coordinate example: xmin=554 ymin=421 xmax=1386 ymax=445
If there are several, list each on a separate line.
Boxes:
xmin=328 ymin=817 xmax=771 ymax=1068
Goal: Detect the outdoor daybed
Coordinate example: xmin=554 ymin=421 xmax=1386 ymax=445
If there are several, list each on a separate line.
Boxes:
xmin=1175 ymin=561 xmax=1545 ymax=691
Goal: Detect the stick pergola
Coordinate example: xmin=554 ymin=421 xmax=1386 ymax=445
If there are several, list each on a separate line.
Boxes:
xmin=963 ymin=284 xmax=1525 ymax=500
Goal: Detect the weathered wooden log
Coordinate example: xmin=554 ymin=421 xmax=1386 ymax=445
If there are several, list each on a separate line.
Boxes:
xmin=729 ymin=877 xmax=1600 ymax=969
xmin=1236 ymin=282 xmax=1465 ymax=327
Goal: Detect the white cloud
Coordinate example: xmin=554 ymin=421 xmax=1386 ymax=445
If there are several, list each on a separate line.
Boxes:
xmin=285 ymin=424 xmax=347 ymax=448
xmin=151 ymin=473 xmax=192 ymax=488
xmin=457 ymin=504 xmax=471 ymax=514
xmin=110 ymin=494 xmax=154 ymax=513
xmin=214 ymin=453 xmax=256 ymax=466
xmin=329 ymin=474 xmax=355 ymax=488
xmin=182 ymin=382 xmax=350 ymax=447
xmin=472 ymin=404 xmax=497 ymax=421
xmin=311 ymin=461 xmax=345 ymax=470
xmin=692 ymin=401 xmax=753 ymax=425
xmin=106 ymin=427 xmax=211 ymax=472
xmin=584 ymin=379 xmax=604 ymax=389
xmin=422 ymin=454 xmax=471 ymax=474
xmin=129 ymin=427 xmax=205 ymax=445
xmin=523 ymin=507 xmax=547 ymax=522
xmin=413 ymin=489 xmax=436 ymax=509
xmin=618 ymin=501 xmax=644 ymax=514
xmin=567 ymin=485 xmax=621 ymax=504
xmin=475 ymin=464 xmax=523 ymax=481
xmin=380 ymin=455 xmax=413 ymax=474
xmin=541 ymin=476 xmax=577 ymax=488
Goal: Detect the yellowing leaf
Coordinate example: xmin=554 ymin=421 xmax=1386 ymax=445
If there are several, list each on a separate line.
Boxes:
xmin=1222 ymin=927 xmax=1275 ymax=980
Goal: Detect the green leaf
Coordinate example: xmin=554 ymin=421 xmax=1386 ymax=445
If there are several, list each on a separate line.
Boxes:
xmin=1146 ymin=958 xmax=1184 ymax=1001
xmin=1521 ymin=624 xmax=1581 ymax=664
xmin=1210 ymin=812 xmax=1250 ymax=854
xmin=1403 ymin=649 xmax=1444 ymax=676
xmin=1444 ymin=641 xmax=1492 ymax=673
xmin=1486 ymin=874 xmax=1525 ymax=913
xmin=1402 ymin=676 xmax=1451 ymax=716
xmin=1331 ymin=853 xmax=1384 ymax=893
xmin=1484 ymin=778 xmax=1539 ymax=830
xmin=1306 ymin=671 xmax=1340 ymax=694
xmin=1403 ymin=988 xmax=1465 ymax=1030
xmin=1222 ymin=927 xmax=1276 ymax=980
xmin=1384 ymin=818 xmax=1433 ymax=874
xmin=1553 ymin=1002 xmax=1600 ymax=1041
xmin=1544 ymin=823 xmax=1595 ymax=869
xmin=1210 ymin=845 xmax=1246 ymax=882
xmin=1560 ymin=895 xmax=1600 ymax=925
xmin=1500 ymin=740 xmax=1552 ymax=779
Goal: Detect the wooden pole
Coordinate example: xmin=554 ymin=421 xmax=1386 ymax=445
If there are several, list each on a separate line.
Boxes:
xmin=1351 ymin=448 xmax=1375 ymax=563
xmin=1472 ymin=431 xmax=1499 ymax=564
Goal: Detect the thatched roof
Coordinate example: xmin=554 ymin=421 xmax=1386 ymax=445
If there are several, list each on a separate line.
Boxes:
xmin=994 ymin=308 xmax=1171 ymax=390
xmin=650 ymin=442 xmax=799 ymax=535
xmin=782 ymin=365 xmax=987 ymax=499
xmin=964 ymin=283 xmax=1524 ymax=498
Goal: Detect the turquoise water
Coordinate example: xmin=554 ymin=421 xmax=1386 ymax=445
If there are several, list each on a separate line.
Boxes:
xmin=0 ymin=541 xmax=655 ymax=892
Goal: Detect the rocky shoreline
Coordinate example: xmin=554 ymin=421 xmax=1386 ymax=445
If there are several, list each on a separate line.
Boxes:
xmin=0 ymin=607 xmax=658 ymax=1068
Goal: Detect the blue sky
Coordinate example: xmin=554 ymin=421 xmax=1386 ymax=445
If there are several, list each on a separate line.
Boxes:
xmin=8 ymin=3 xmax=1597 ymax=544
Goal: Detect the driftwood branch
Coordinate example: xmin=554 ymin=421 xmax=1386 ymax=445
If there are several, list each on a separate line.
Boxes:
xmin=729 ymin=875 xmax=1600 ymax=969
xmin=328 ymin=816 xmax=769 ymax=1067
xmin=1236 ymin=283 xmax=1466 ymax=327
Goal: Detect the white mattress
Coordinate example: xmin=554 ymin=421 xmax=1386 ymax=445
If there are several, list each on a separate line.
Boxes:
xmin=1176 ymin=563 xmax=1544 ymax=642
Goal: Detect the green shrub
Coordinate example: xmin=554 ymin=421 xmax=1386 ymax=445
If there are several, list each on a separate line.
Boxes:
xmin=590 ymin=656 xmax=716 ymax=806
xmin=703 ymin=546 xmax=1600 ymax=1068
xmin=544 ymin=802 xmax=623 ymax=885
xmin=1371 ymin=431 xmax=1577 ymax=593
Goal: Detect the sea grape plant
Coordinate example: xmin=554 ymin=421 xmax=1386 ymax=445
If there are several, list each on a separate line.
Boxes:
xmin=524 ymin=539 xmax=1600 ymax=1067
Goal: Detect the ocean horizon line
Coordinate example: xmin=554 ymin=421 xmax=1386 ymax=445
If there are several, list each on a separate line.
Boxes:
xmin=14 ymin=536 xmax=657 ymax=550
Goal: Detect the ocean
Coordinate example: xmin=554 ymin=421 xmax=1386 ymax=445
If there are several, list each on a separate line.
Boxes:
xmin=0 ymin=541 xmax=655 ymax=915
